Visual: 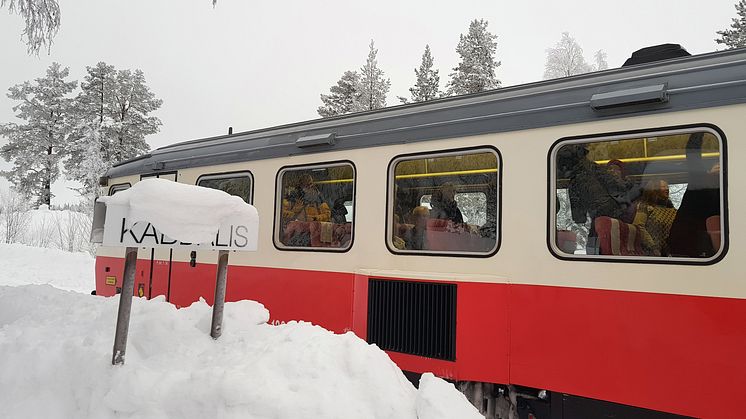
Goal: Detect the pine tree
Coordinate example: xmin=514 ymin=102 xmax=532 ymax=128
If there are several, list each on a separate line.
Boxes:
xmin=407 ymin=45 xmax=441 ymax=102
xmin=0 ymin=63 xmax=76 ymax=206
xmin=64 ymin=63 xmax=161 ymax=197
xmin=108 ymin=69 xmax=161 ymax=163
xmin=446 ymin=19 xmax=501 ymax=96
xmin=318 ymin=71 xmax=362 ymax=118
xmin=357 ymin=40 xmax=391 ymax=111
xmin=543 ymin=32 xmax=594 ymax=79
xmin=716 ymin=0 xmax=746 ymax=48
xmin=64 ymin=63 xmax=115 ymax=196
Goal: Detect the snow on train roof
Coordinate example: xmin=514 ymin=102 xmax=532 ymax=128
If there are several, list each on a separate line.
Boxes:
xmin=106 ymin=48 xmax=746 ymax=179
xmin=101 ymin=178 xmax=258 ymax=244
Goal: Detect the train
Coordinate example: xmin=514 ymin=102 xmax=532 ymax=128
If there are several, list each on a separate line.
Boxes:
xmin=95 ymin=45 xmax=746 ymax=419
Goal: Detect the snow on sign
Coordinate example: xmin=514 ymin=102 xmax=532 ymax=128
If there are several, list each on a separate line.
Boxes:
xmin=91 ymin=178 xmax=259 ymax=251
xmin=90 ymin=178 xmax=260 ymax=365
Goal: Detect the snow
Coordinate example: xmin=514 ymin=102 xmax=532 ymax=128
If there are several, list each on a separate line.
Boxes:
xmin=0 ymin=243 xmax=94 ymax=292
xmin=417 ymin=373 xmax=485 ymax=419
xmin=102 ymin=178 xmax=258 ymax=245
xmin=0 ymin=245 xmax=483 ymax=419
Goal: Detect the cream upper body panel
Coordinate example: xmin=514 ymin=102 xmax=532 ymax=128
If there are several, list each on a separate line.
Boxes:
xmin=98 ymin=104 xmax=743 ymax=299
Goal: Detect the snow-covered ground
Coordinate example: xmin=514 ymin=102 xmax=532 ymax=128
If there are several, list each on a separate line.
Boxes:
xmin=0 ymin=243 xmax=95 ymax=292
xmin=0 ymin=243 xmax=483 ymax=419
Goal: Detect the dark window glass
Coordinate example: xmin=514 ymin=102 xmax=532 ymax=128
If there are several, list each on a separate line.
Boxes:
xmin=198 ymin=173 xmax=252 ymax=203
xmin=553 ymin=129 xmax=723 ymax=260
xmin=390 ymin=149 xmax=499 ymax=254
xmin=276 ymin=163 xmax=355 ymax=250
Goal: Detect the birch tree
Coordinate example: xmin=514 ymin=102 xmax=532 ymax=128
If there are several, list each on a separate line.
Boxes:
xmin=543 ymin=32 xmax=594 ymax=79
xmin=1 ymin=0 xmax=60 ymax=55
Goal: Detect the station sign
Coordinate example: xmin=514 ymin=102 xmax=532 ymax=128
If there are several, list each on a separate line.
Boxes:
xmin=91 ymin=201 xmax=258 ymax=251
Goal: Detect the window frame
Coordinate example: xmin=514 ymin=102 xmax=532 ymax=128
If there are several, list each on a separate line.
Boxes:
xmin=108 ymin=183 xmax=131 ymax=195
xmin=196 ymin=170 xmax=254 ymax=204
xmin=273 ymin=160 xmax=357 ymax=253
xmin=386 ymin=146 xmax=502 ymax=258
xmin=140 ymin=171 xmax=178 ymax=181
xmin=547 ymin=123 xmax=728 ymax=265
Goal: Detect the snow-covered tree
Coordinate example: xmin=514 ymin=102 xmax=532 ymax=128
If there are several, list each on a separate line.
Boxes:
xmin=716 ymin=0 xmax=746 ymax=48
xmin=543 ymin=32 xmax=595 ymax=79
xmin=406 ymin=45 xmax=441 ymax=102
xmin=0 ymin=63 xmax=76 ymax=206
xmin=0 ymin=187 xmax=31 ymax=243
xmin=65 ymin=125 xmax=108 ymax=198
xmin=594 ymin=50 xmax=608 ymax=71
xmin=65 ymin=62 xmax=114 ymax=197
xmin=357 ymin=40 xmax=390 ymax=111
xmin=1 ymin=0 xmax=60 ymax=55
xmin=65 ymin=64 xmax=161 ymax=196
xmin=318 ymin=71 xmax=362 ymax=118
xmin=109 ymin=69 xmax=161 ymax=162
xmin=446 ymin=19 xmax=501 ymax=96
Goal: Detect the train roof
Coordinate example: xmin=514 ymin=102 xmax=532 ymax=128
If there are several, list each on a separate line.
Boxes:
xmin=106 ymin=47 xmax=746 ymax=179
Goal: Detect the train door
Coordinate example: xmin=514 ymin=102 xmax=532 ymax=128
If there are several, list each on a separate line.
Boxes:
xmin=168 ymin=171 xmax=254 ymax=307
xmin=139 ymin=172 xmax=178 ymax=300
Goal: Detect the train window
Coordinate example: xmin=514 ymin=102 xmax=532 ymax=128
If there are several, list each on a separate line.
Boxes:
xmin=141 ymin=172 xmax=177 ymax=181
xmin=108 ymin=184 xmax=130 ymax=195
xmin=275 ymin=162 xmax=355 ymax=251
xmin=551 ymin=127 xmax=725 ymax=262
xmin=388 ymin=148 xmax=499 ymax=255
xmin=197 ymin=172 xmax=253 ymax=203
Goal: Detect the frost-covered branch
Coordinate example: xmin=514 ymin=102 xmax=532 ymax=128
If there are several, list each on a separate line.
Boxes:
xmin=1 ymin=0 xmax=61 ymax=55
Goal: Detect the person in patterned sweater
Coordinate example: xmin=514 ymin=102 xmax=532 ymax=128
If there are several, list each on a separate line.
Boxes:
xmin=633 ymin=179 xmax=677 ymax=256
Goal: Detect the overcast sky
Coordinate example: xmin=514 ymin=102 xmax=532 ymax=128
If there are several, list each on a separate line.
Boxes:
xmin=0 ymin=0 xmax=738 ymax=203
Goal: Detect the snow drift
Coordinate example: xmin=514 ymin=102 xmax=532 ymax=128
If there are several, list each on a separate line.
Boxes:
xmin=0 ymin=244 xmax=483 ymax=419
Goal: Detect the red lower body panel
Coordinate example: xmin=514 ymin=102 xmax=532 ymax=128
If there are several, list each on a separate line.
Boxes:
xmin=95 ymin=256 xmax=746 ymax=418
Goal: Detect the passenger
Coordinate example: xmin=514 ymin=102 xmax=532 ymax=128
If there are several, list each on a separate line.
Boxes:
xmin=558 ymin=145 xmax=638 ymax=254
xmin=480 ymin=175 xmax=498 ymax=239
xmin=606 ymin=159 xmax=638 ymax=223
xmin=330 ymin=196 xmax=348 ymax=224
xmin=282 ymin=174 xmax=331 ymax=223
xmin=282 ymin=174 xmax=331 ymax=246
xmin=632 ymin=179 xmax=677 ymax=256
xmin=430 ymin=183 xmax=464 ymax=224
xmin=391 ymin=214 xmax=407 ymax=250
xmin=667 ymin=133 xmax=721 ymax=257
xmin=404 ymin=206 xmax=429 ymax=250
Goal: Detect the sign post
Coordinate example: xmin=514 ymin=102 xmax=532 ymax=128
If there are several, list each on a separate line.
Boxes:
xmin=211 ymin=250 xmax=230 ymax=339
xmin=112 ymin=246 xmax=138 ymax=365
xmin=91 ymin=197 xmax=258 ymax=366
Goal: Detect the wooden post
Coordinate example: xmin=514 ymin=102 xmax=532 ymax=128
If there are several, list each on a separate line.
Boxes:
xmin=210 ymin=250 xmax=230 ymax=339
xmin=112 ymin=246 xmax=138 ymax=365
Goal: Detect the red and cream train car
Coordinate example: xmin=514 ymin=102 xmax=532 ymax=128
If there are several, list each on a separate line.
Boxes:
xmin=95 ymin=47 xmax=746 ymax=418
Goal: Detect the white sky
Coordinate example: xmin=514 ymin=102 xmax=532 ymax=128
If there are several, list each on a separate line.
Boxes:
xmin=0 ymin=0 xmax=738 ymax=204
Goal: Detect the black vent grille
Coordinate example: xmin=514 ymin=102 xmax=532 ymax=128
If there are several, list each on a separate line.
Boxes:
xmin=367 ymin=279 xmax=456 ymax=361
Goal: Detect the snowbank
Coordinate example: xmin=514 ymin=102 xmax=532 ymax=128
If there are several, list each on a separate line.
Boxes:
xmin=0 ymin=243 xmax=94 ymax=293
xmin=0 ymin=205 xmax=94 ymax=254
xmin=0 ymin=286 xmax=482 ymax=418
xmin=102 ymin=178 xmax=258 ymax=245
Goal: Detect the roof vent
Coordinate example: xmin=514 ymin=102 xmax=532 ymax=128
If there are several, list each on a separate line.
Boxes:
xmin=590 ymin=84 xmax=668 ymax=110
xmin=622 ymin=44 xmax=691 ymax=67
xmin=295 ymin=133 xmax=336 ymax=148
